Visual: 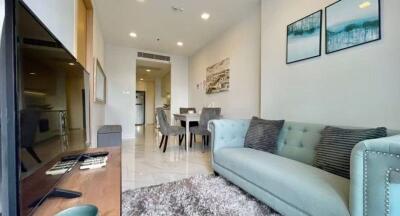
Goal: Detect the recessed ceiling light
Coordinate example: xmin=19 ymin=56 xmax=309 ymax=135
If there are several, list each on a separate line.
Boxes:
xmin=129 ymin=32 xmax=137 ymax=38
xmin=136 ymin=0 xmax=145 ymax=3
xmin=146 ymin=69 xmax=151 ymax=72
xmin=29 ymin=72 xmax=36 ymax=75
xmin=177 ymin=41 xmax=184 ymax=47
xmin=359 ymin=1 xmax=371 ymax=9
xmin=140 ymin=78 xmax=144 ymax=81
xmin=68 ymin=62 xmax=75 ymax=66
xmin=201 ymin=12 xmax=210 ymax=20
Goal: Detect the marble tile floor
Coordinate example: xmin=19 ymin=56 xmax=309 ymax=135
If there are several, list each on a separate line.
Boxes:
xmin=122 ymin=125 xmax=213 ymax=191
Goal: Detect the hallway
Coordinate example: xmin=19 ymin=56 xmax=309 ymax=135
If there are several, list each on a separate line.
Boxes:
xmin=122 ymin=125 xmax=212 ymax=191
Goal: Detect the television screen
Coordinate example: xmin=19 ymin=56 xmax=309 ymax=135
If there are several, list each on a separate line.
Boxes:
xmin=16 ymin=2 xmax=89 ymax=215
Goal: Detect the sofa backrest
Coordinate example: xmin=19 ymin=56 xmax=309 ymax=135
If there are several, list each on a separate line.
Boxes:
xmin=276 ymin=121 xmax=400 ymax=165
xmin=276 ymin=122 xmax=324 ymax=165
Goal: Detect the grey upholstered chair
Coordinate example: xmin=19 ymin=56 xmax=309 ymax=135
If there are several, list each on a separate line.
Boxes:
xmin=156 ymin=108 xmax=186 ymax=153
xmin=189 ymin=107 xmax=221 ymax=151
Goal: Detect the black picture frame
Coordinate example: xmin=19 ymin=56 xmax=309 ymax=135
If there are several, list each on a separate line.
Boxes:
xmin=325 ymin=0 xmax=381 ymax=54
xmin=94 ymin=59 xmax=107 ymax=103
xmin=286 ymin=10 xmax=323 ymax=64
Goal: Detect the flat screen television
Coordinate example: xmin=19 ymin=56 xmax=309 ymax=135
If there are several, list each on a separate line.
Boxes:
xmin=16 ymin=2 xmax=90 ymax=215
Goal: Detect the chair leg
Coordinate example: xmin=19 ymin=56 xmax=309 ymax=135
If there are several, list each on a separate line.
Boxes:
xmin=190 ymin=134 xmax=193 ymax=148
xmin=179 ymin=135 xmax=183 ymax=146
xmin=194 ymin=135 xmax=197 ymax=143
xmin=206 ymin=135 xmax=210 ymax=146
xmin=159 ymin=135 xmax=165 ymax=149
xmin=163 ymin=136 xmax=169 ymax=153
xmin=26 ymin=147 xmax=42 ymax=163
xmin=202 ymin=136 xmax=206 ymax=153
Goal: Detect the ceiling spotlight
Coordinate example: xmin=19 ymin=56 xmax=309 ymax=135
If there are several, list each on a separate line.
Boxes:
xmin=177 ymin=41 xmax=184 ymax=47
xmin=29 ymin=72 xmax=36 ymax=75
xmin=140 ymin=78 xmax=144 ymax=81
xmin=146 ymin=69 xmax=151 ymax=72
xmin=359 ymin=1 xmax=371 ymax=9
xmin=68 ymin=62 xmax=75 ymax=66
xmin=201 ymin=12 xmax=210 ymax=20
xmin=129 ymin=32 xmax=137 ymax=38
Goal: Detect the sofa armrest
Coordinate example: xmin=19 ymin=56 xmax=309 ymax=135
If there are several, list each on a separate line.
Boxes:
xmin=350 ymin=135 xmax=400 ymax=216
xmin=208 ymin=119 xmax=250 ymax=152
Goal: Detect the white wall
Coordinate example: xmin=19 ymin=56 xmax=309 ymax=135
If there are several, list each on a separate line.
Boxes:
xmin=104 ymin=45 xmax=137 ymax=139
xmin=155 ymin=78 xmax=163 ymax=107
xmin=165 ymin=56 xmax=189 ymax=119
xmin=188 ymin=6 xmax=261 ymax=119
xmin=22 ymin=0 xmax=75 ymax=54
xmin=90 ymin=9 xmax=106 ymax=147
xmin=261 ymin=0 xmax=400 ymax=130
xmin=104 ymin=44 xmax=189 ymax=138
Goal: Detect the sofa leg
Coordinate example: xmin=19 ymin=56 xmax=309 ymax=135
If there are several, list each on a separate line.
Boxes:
xmin=213 ymin=171 xmax=219 ymax=176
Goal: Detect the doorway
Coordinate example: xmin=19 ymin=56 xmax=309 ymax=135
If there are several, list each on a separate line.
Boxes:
xmin=136 ymin=59 xmax=171 ymax=126
xmin=136 ymin=91 xmax=146 ymax=125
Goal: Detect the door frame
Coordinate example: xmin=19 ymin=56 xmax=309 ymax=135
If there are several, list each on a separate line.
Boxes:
xmin=135 ymin=91 xmax=146 ymax=126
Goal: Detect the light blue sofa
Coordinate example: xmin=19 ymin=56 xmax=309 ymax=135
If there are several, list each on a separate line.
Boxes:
xmin=209 ymin=119 xmax=400 ymax=216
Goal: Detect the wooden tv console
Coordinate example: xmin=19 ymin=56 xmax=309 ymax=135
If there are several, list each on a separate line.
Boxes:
xmin=32 ymin=147 xmax=121 ymax=216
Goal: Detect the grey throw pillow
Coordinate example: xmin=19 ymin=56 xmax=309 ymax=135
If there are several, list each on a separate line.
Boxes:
xmin=244 ymin=117 xmax=285 ymax=153
xmin=314 ymin=126 xmax=387 ymax=179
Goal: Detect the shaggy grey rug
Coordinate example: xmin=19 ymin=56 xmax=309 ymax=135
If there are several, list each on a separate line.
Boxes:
xmin=122 ymin=175 xmax=281 ymax=216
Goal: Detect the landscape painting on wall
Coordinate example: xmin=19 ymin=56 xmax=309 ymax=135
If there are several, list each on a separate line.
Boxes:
xmin=326 ymin=0 xmax=381 ymax=54
xmin=206 ymin=58 xmax=230 ymax=94
xmin=286 ymin=10 xmax=322 ymax=64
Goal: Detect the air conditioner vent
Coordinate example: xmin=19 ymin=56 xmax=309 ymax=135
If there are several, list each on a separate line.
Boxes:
xmin=138 ymin=52 xmax=170 ymax=62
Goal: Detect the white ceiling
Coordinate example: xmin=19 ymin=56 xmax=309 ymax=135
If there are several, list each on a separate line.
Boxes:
xmin=94 ymin=0 xmax=260 ymax=56
xmin=136 ymin=59 xmax=170 ymax=81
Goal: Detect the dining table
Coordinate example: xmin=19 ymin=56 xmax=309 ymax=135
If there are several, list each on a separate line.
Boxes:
xmin=173 ymin=113 xmax=200 ymax=151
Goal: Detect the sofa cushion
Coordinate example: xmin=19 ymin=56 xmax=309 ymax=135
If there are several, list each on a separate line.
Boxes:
xmin=314 ymin=126 xmax=387 ymax=178
xmin=244 ymin=117 xmax=284 ymax=153
xmin=277 ymin=122 xmax=325 ymax=165
xmin=214 ymin=148 xmax=350 ymax=216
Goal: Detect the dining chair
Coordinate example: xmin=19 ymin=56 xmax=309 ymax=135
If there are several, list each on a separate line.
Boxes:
xmin=189 ymin=107 xmax=221 ymax=152
xmin=156 ymin=108 xmax=186 ymax=153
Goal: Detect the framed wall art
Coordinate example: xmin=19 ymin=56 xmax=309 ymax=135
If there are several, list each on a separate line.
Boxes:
xmin=286 ymin=10 xmax=322 ymax=64
xmin=325 ymin=0 xmax=381 ymax=54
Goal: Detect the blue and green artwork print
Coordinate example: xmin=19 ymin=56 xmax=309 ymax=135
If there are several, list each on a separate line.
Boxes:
xmin=287 ymin=11 xmax=322 ymax=64
xmin=326 ymin=0 xmax=380 ymax=53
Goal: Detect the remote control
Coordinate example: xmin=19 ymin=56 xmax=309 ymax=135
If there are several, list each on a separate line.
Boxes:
xmin=61 ymin=151 xmax=109 ymax=162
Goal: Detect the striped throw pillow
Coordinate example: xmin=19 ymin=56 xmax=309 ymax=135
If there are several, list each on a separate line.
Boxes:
xmin=314 ymin=126 xmax=387 ymax=178
xmin=244 ymin=117 xmax=285 ymax=153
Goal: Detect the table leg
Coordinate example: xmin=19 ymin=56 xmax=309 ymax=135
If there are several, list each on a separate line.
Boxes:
xmin=186 ymin=120 xmax=190 ymax=151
